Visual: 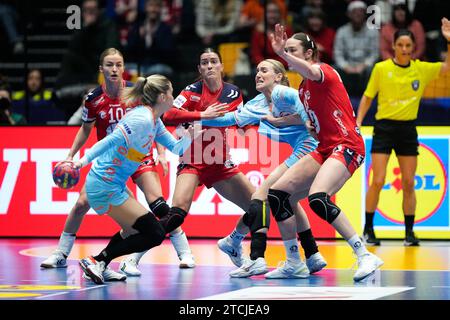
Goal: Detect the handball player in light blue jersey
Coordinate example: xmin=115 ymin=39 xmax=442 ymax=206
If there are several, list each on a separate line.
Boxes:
xmin=203 ymin=59 xmax=327 ymax=278
xmin=73 ymin=75 xmax=200 ymax=284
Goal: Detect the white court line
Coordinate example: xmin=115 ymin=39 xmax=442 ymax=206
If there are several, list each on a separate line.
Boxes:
xmin=20 ymin=280 xmax=42 ymax=282
xmin=35 ymin=285 xmax=107 ymax=300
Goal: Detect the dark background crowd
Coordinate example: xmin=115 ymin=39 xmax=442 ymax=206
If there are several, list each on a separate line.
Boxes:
xmin=0 ymin=0 xmax=449 ymax=126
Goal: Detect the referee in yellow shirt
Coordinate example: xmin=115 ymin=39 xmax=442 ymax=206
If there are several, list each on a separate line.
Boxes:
xmin=356 ymin=18 xmax=450 ymax=246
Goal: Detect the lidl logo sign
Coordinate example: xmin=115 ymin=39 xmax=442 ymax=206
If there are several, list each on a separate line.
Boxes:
xmin=364 ymin=138 xmax=449 ymax=229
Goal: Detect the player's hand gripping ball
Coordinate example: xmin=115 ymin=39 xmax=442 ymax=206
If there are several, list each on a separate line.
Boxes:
xmin=52 ymin=161 xmax=80 ymax=189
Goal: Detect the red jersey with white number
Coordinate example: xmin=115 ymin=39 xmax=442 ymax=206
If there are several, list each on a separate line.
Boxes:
xmin=82 ymin=81 xmax=134 ymax=140
xmin=163 ymin=80 xmax=243 ymax=165
xmin=299 ymin=63 xmax=364 ymax=155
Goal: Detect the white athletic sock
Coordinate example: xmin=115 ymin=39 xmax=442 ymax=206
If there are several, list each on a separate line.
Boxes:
xmin=170 ymin=231 xmax=192 ymax=257
xmin=283 ymin=238 xmax=302 ymax=264
xmin=348 ymin=234 xmax=369 ymax=257
xmin=130 ymin=250 xmax=148 ymax=264
xmin=228 ymin=229 xmax=246 ymax=246
xmin=57 ymin=231 xmax=76 ymax=257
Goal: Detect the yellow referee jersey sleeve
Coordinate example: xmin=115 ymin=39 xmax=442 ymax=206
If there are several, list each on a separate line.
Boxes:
xmin=363 ymin=59 xmax=442 ymax=121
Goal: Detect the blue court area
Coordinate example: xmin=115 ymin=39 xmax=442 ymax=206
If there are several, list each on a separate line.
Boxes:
xmin=1 ymin=238 xmax=450 ymax=300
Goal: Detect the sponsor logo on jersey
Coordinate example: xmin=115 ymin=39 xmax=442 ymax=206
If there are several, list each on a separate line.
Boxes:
xmin=173 ymin=95 xmax=187 ymax=108
xmin=190 ymin=95 xmax=200 ymax=102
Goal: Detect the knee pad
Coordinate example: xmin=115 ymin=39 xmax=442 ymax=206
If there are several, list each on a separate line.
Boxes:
xmin=267 ymin=189 xmax=295 ymax=222
xmin=132 ymin=213 xmax=166 ymax=247
xmin=159 ymin=207 xmax=188 ymax=233
xmin=149 ymin=197 xmax=170 ymax=218
xmin=308 ymin=192 xmax=341 ymax=224
xmin=244 ymin=199 xmax=271 ymax=233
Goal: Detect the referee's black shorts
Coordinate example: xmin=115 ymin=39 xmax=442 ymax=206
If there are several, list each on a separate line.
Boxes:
xmin=371 ymin=119 xmax=419 ymax=156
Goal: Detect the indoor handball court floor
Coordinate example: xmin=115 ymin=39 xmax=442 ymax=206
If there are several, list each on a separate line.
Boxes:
xmin=1 ymin=238 xmax=450 ymax=300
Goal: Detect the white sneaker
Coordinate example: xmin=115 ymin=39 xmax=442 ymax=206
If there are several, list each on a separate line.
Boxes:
xmin=40 ymin=251 xmax=67 ymax=268
xmin=217 ymin=237 xmax=244 ymax=267
xmin=83 ymin=266 xmax=127 ymax=282
xmin=306 ymin=252 xmax=327 ymax=274
xmin=103 ymin=267 xmax=127 ymax=281
xmin=353 ymin=252 xmax=384 ymax=282
xmin=229 ymin=257 xmax=268 ymax=278
xmin=179 ymin=253 xmax=195 ymax=268
xmin=264 ymin=260 xmax=310 ymax=279
xmin=119 ymin=257 xmax=142 ymax=276
xmin=79 ymin=257 xmax=105 ymax=284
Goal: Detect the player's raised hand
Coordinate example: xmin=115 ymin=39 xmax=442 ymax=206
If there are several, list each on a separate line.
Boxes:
xmin=270 ymin=24 xmax=288 ymax=56
xmin=442 ymin=17 xmax=450 ymax=41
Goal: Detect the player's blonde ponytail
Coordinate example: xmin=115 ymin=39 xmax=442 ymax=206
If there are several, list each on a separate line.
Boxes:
xmin=122 ymin=75 xmax=171 ymax=107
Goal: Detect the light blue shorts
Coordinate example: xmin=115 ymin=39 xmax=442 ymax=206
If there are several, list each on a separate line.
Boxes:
xmin=85 ymin=175 xmax=129 ymax=215
xmin=284 ymin=136 xmax=318 ymax=168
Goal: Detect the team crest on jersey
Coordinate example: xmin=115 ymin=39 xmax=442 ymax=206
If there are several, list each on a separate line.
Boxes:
xmin=99 ymin=111 xmax=107 ymax=119
xmin=411 ymin=80 xmax=420 ymax=91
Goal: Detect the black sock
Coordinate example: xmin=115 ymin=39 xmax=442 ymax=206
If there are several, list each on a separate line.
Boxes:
xmin=365 ymin=211 xmax=375 ymax=229
xmin=405 ymin=215 xmax=415 ymax=234
xmin=105 ymin=232 xmax=124 ymax=249
xmin=250 ymin=232 xmax=267 ymax=260
xmin=94 ymin=232 xmax=160 ymax=266
xmin=298 ymin=229 xmax=318 ymax=259
xmin=93 ymin=232 xmax=124 ymax=265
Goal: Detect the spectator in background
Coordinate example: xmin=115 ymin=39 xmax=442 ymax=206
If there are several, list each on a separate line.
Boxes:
xmin=0 ymin=0 xmax=23 ymax=54
xmin=195 ymin=0 xmax=242 ymax=47
xmin=127 ymin=0 xmax=176 ymax=77
xmin=106 ymin=0 xmax=142 ymax=48
xmin=333 ymin=1 xmax=379 ymax=97
xmin=304 ymin=9 xmax=336 ymax=64
xmin=160 ymin=0 xmax=183 ymax=36
xmin=294 ymin=0 xmax=324 ymax=30
xmin=57 ymin=0 xmax=120 ymax=87
xmin=11 ymin=69 xmax=65 ymax=125
xmin=413 ymin=0 xmax=450 ymax=61
xmin=380 ymin=3 xmax=426 ymax=60
xmin=250 ymin=0 xmax=293 ymax=68
xmin=321 ymin=0 xmax=353 ymax=30
xmin=0 ymin=76 xmax=26 ymax=125
xmin=374 ymin=0 xmax=394 ymax=26
xmin=175 ymin=0 xmax=197 ymax=43
xmin=240 ymin=0 xmax=287 ymax=33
